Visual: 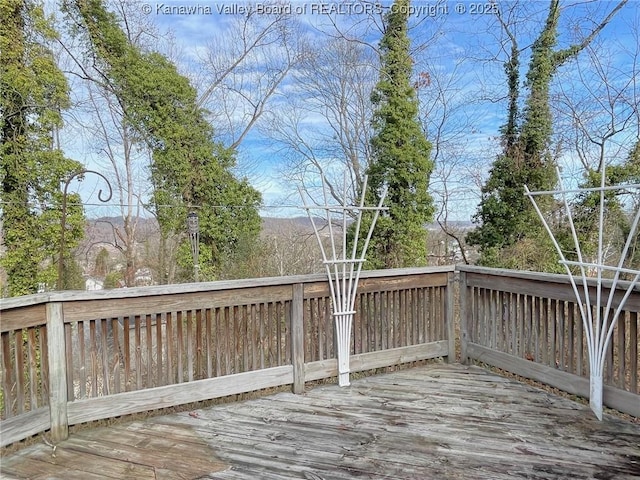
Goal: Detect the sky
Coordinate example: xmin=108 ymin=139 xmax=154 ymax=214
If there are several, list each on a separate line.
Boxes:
xmin=58 ymin=0 xmax=640 ymax=222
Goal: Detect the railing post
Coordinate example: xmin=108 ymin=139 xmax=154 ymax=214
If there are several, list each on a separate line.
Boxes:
xmin=445 ymin=271 xmax=456 ymax=363
xmin=291 ymin=283 xmax=305 ymax=394
xmin=46 ymin=302 xmax=69 ymax=441
xmin=458 ymin=270 xmax=469 ymax=365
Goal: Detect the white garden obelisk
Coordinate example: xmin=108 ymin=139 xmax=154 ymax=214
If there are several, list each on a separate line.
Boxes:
xmin=525 ymin=165 xmax=639 ymax=420
xmin=300 ymin=175 xmax=387 ymax=386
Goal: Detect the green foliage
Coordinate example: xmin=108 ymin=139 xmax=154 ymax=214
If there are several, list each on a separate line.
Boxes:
xmin=1 ymin=0 xmax=85 ymax=296
xmin=363 ymin=0 xmax=434 ymax=269
xmin=61 ymin=256 xmax=85 ymax=290
xmin=94 ymin=247 xmax=109 ymax=276
xmin=501 ymin=39 xmax=520 ymax=149
xmin=64 ymin=0 xmax=262 ymax=281
xmin=569 ymin=142 xmax=640 ymax=270
xmin=466 ymin=153 xmax=555 ymax=257
xmin=219 ymin=235 xmax=272 ymax=280
xmin=519 ymin=0 xmax=560 ymax=161
xmin=467 ymin=0 xmax=577 ymax=271
xmin=104 ymin=270 xmax=123 ymax=289
xmin=477 ymin=239 xmax=564 ymax=274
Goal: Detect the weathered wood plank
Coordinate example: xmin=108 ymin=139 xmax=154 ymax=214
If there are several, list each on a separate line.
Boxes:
xmin=0 ymin=304 xmax=47 ymax=332
xmin=0 ymin=456 xmax=114 ymax=480
xmin=350 ymin=341 xmax=449 ymax=372
xmin=0 ymin=267 xmax=455 ymax=314
xmin=459 ymin=271 xmax=470 ymax=363
xmin=1 ymin=422 xmax=228 ymax=479
xmin=302 ymin=272 xmax=449 ymax=299
xmin=0 ymin=407 xmax=50 ymax=448
xmin=304 ymin=358 xmax=338 ymax=382
xmin=466 ymin=342 xmax=640 ymax=417
xmin=21 ymin=445 xmax=156 ymax=479
xmin=291 ymin=283 xmax=305 ymax=394
xmin=446 ymin=272 xmax=456 ymax=363
xmin=65 ymin=365 xmax=293 ymax=425
xmin=62 ymin=286 xmax=294 ymax=323
xmin=68 ymin=427 xmax=227 ymax=473
xmin=153 ymin=364 xmax=640 ymax=478
xmin=46 ymin=302 xmax=68 ymax=442
xmin=302 ymin=341 xmax=449 ymax=383
xmin=3 ymin=364 xmax=639 ymax=480
xmin=463 ymin=269 xmax=640 ymax=311
xmin=631 ymin=311 xmax=639 ymax=394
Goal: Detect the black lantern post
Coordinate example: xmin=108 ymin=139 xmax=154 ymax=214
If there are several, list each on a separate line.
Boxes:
xmin=187 ymin=211 xmax=200 ymax=282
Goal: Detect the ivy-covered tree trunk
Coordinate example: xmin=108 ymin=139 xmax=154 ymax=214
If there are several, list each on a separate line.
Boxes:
xmin=467 ymin=0 xmax=627 ymax=271
xmin=1 ymin=0 xmax=84 ymax=296
xmin=65 ymin=0 xmax=262 ymax=282
xmin=363 ymin=0 xmax=434 ymax=269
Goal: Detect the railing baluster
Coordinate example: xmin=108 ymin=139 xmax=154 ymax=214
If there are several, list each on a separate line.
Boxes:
xmin=156 ymin=313 xmax=163 ymax=386
xmin=112 ymin=318 xmax=121 ymax=393
xmin=100 ymin=319 xmax=110 ymax=395
xmin=123 ymin=316 xmax=131 ymax=391
xmin=205 ymin=309 xmax=213 ymax=378
xmin=630 ymin=312 xmax=638 ymax=394
xmin=2 ymin=266 xmax=637 ymax=447
xmin=456 ymin=265 xmax=639 ymax=417
xmin=291 ymin=283 xmax=305 ymax=394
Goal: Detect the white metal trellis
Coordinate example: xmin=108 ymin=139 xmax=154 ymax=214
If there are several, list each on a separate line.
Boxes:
xmin=525 ymin=165 xmax=640 ymax=420
xmin=299 ymin=175 xmax=388 ymax=387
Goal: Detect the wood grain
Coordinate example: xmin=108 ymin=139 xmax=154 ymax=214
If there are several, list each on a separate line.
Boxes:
xmin=2 ymin=265 xmax=638 ymax=452
xmin=466 ymin=343 xmax=640 ymax=417
xmin=3 ymin=364 xmax=638 ymax=480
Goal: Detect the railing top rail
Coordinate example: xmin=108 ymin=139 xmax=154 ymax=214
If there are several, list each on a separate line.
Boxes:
xmin=0 ymin=266 xmax=455 ymax=311
xmin=457 ymin=265 xmax=640 ymax=292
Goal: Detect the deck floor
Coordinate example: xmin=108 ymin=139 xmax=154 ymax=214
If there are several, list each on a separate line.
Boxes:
xmin=2 ymin=364 xmax=639 ymax=479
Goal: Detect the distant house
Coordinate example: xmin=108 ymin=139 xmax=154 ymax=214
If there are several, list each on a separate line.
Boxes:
xmin=85 ymin=277 xmax=104 ymax=291
xmin=135 ymin=268 xmax=153 ymax=287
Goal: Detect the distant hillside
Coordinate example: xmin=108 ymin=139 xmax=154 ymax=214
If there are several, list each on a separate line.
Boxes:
xmin=75 ymin=215 xmax=476 ymax=279
xmin=85 ymin=216 xmax=318 ymax=237
xmin=84 ymin=216 xmax=475 ymax=241
xmin=261 ymin=216 xmax=317 ymax=234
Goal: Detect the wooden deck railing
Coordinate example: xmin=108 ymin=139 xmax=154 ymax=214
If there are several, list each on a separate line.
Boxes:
xmin=458 ymin=265 xmax=639 ymax=417
xmin=0 ymin=267 xmax=455 ymax=447
xmin=1 ymin=265 xmax=638 ymax=448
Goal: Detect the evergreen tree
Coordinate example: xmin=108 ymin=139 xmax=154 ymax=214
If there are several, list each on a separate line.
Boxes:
xmin=467 ymin=0 xmax=626 ymax=271
xmin=1 ymin=0 xmax=84 ymax=296
xmin=363 ymin=0 xmax=434 ymax=269
xmin=94 ymin=247 xmax=110 ymax=277
xmin=64 ymin=0 xmax=262 ymax=281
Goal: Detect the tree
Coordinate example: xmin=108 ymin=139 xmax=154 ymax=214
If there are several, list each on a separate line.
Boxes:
xmin=570 ymin=142 xmax=640 ymax=271
xmin=94 ymin=246 xmax=109 ymax=277
xmin=198 ymin=9 xmax=306 ymax=151
xmin=266 ymin=36 xmax=377 ymax=208
xmin=59 ymin=0 xmax=159 ymax=286
xmin=1 ymin=0 xmax=84 ymax=296
xmin=552 ymin=23 xmax=640 ymax=272
xmin=363 ymin=0 xmax=434 ymax=269
xmin=415 ymin=42 xmax=490 ymax=266
xmin=61 ymin=256 xmax=85 ymax=290
xmin=63 ymin=0 xmax=262 ymax=282
xmin=467 ymin=0 xmax=628 ymax=271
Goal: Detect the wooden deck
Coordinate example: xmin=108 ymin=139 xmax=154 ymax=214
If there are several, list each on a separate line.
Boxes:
xmin=1 ymin=364 xmax=639 ymax=479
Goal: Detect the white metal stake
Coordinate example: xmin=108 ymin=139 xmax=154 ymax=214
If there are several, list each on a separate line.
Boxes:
xmin=299 ymin=175 xmax=387 ymax=387
xmin=525 ymin=167 xmax=640 ymax=420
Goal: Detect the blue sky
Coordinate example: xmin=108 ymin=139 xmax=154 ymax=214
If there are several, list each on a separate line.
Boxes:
xmin=61 ymin=0 xmax=640 ymax=221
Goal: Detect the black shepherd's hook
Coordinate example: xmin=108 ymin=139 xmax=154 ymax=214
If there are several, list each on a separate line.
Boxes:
xmin=58 ymin=170 xmax=113 ymax=289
